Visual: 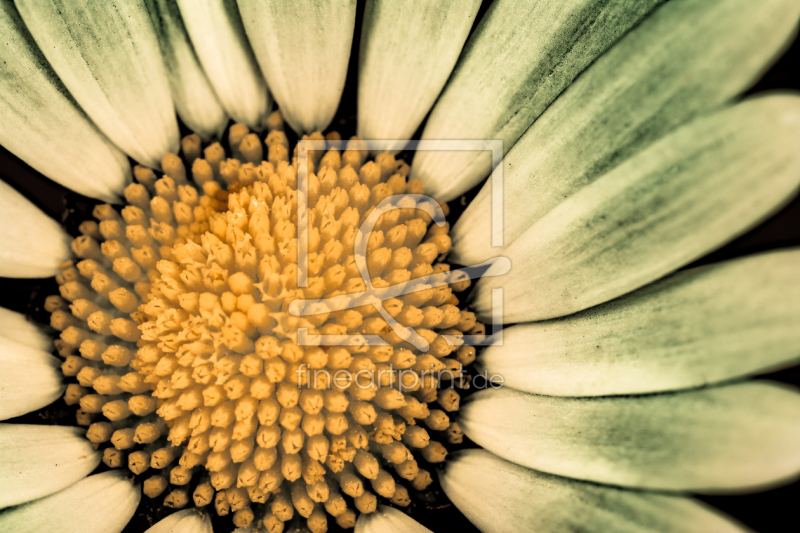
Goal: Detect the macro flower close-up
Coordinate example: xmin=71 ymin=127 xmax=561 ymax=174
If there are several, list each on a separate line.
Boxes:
xmin=2 ymin=0 xmax=800 ymax=532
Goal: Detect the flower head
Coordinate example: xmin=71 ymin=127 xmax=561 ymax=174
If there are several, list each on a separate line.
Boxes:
xmin=48 ymin=127 xmax=482 ymax=529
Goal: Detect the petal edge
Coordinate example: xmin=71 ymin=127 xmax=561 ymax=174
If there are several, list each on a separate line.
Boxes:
xmin=442 ymin=449 xmax=752 ymax=533
xmin=460 ymin=383 xmax=800 ymax=492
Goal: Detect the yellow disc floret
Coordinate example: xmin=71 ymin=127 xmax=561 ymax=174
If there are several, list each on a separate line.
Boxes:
xmin=46 ymin=111 xmax=482 ymax=532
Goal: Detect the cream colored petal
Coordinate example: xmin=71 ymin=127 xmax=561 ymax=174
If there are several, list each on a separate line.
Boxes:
xmin=356 ymin=505 xmax=433 ymax=533
xmin=412 ymin=0 xmax=663 ymax=201
xmin=0 ymin=471 xmax=139 ymax=533
xmin=0 ymin=180 xmax=71 ymax=279
xmin=0 ymin=424 xmax=100 ymax=508
xmin=0 ymin=1 xmax=130 ymax=202
xmin=177 ymin=0 xmax=272 ymax=129
xmin=452 ymin=0 xmax=800 ymax=265
xmin=145 ymin=0 xmax=229 ymax=140
xmin=239 ymin=0 xmax=355 ymax=135
xmin=460 ymin=383 xmax=800 ymax=492
xmin=144 ymin=509 xmax=212 ymax=533
xmin=357 ymin=0 xmax=481 ymax=152
xmin=16 ymin=0 xmax=180 ymax=169
xmin=0 ymin=335 xmax=64 ymax=421
xmin=0 ymin=306 xmax=51 ymax=352
xmin=442 ymin=449 xmax=751 ymax=533
xmin=472 ymin=96 xmax=800 ymax=323
xmin=481 ymin=249 xmax=800 ymax=396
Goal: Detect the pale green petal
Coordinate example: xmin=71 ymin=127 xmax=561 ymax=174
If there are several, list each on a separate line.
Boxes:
xmin=0 ymin=335 xmax=64 ymax=421
xmin=145 ymin=0 xmax=229 ymax=139
xmin=0 ymin=471 xmax=139 ymax=533
xmin=481 ymin=249 xmax=800 ymax=396
xmin=442 ymin=449 xmax=751 ymax=533
xmin=472 ymin=95 xmax=800 ymax=323
xmin=0 ymin=306 xmax=52 ymax=352
xmin=239 ymin=0 xmax=355 ymax=134
xmin=16 ymin=0 xmax=179 ymax=169
xmin=0 ymin=424 xmax=100 ymax=508
xmin=460 ymin=383 xmax=800 ymax=492
xmin=144 ymin=509 xmax=212 ymax=533
xmin=452 ymin=0 xmax=800 ymax=265
xmin=356 ymin=505 xmax=433 ymax=533
xmin=0 ymin=181 xmax=71 ymax=279
xmin=357 ymin=0 xmax=481 ymax=151
xmin=412 ymin=0 xmax=663 ymax=201
xmin=177 ymin=0 xmax=271 ymax=129
xmin=0 ymin=1 xmax=129 ymax=202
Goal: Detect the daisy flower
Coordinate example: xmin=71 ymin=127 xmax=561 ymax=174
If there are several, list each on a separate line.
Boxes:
xmin=1 ymin=1 xmax=800 ymax=533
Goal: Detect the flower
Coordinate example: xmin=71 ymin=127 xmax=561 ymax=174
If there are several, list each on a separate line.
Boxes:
xmin=1 ymin=1 xmax=800 ymax=533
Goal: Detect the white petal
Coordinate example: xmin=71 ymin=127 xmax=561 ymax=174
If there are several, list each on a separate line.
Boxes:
xmin=0 ymin=424 xmax=100 ymax=508
xmin=452 ymin=0 xmax=800 ymax=266
xmin=16 ymin=0 xmax=180 ymax=169
xmin=0 ymin=306 xmax=51 ymax=352
xmin=357 ymin=0 xmax=481 ymax=151
xmin=177 ymin=0 xmax=272 ymax=129
xmin=0 ymin=2 xmax=130 ymax=201
xmin=412 ymin=0 xmax=662 ymax=201
xmin=460 ymin=383 xmax=800 ymax=492
xmin=239 ymin=0 xmax=355 ymax=135
xmin=472 ymin=95 xmax=800 ymax=323
xmin=0 ymin=470 xmax=139 ymax=533
xmin=0 ymin=180 xmax=71 ymax=278
xmin=0 ymin=335 xmax=64 ymax=421
xmin=356 ymin=505 xmax=433 ymax=533
xmin=481 ymin=249 xmax=800 ymax=396
xmin=146 ymin=0 xmax=229 ymax=139
xmin=442 ymin=449 xmax=750 ymax=533
xmin=144 ymin=509 xmax=212 ymax=533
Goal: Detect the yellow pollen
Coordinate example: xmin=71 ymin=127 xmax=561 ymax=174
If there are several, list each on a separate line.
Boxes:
xmin=47 ymin=111 xmax=483 ymax=532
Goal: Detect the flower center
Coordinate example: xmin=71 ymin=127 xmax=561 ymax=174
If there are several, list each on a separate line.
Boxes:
xmin=46 ymin=112 xmax=481 ymax=532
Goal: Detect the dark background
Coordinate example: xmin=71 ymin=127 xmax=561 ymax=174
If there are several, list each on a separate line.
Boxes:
xmin=2 ymin=1 xmax=799 ymax=532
